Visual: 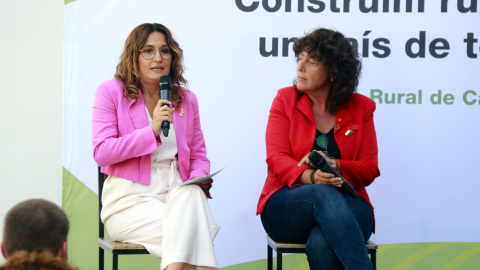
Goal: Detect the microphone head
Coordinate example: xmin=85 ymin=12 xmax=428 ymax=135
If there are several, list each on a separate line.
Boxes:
xmin=308 ymin=151 xmax=322 ymax=163
xmin=159 ymin=75 xmax=172 ymax=91
xmin=308 ymin=151 xmax=328 ymax=170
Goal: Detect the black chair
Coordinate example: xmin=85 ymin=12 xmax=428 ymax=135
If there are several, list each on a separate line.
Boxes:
xmin=98 ymin=167 xmax=150 ymax=270
xmin=266 ymin=235 xmax=378 ymax=270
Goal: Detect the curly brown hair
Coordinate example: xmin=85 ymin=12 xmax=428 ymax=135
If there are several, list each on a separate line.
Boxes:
xmin=0 ymin=251 xmax=77 ymax=270
xmin=293 ymin=28 xmax=361 ymax=113
xmin=115 ymin=23 xmax=187 ymax=106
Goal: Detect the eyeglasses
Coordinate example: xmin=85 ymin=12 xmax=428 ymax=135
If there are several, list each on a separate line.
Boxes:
xmin=316 ymin=134 xmax=330 ymax=157
xmin=139 ymin=46 xmax=172 ymax=60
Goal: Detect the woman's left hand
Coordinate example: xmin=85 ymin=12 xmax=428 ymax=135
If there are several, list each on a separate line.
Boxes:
xmin=195 ymin=177 xmax=213 ymax=195
xmin=298 ymin=150 xmax=338 ymax=171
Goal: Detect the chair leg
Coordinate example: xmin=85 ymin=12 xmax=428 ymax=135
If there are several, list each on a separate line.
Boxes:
xmin=112 ymin=253 xmax=118 ymax=270
xmin=276 ymin=251 xmax=282 ymax=270
xmin=371 ymin=250 xmax=377 ymax=269
xmin=99 ymin=248 xmax=104 ymax=270
xmin=267 ymin=245 xmax=273 ymax=270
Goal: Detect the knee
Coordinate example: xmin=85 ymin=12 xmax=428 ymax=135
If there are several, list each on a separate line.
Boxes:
xmin=306 ymin=185 xmax=344 ymax=207
xmin=169 ymin=185 xmax=205 ymax=202
xmin=308 ymin=184 xmax=338 ymax=196
xmin=176 ymin=184 xmax=202 ymax=194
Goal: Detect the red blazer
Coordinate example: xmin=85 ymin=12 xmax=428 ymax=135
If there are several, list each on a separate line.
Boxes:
xmin=257 ymin=86 xmax=380 ymax=219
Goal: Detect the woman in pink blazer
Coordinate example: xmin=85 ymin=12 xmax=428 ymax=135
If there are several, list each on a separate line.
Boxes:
xmin=92 ymin=23 xmax=219 ymax=270
xmin=258 ymin=28 xmax=380 ymax=270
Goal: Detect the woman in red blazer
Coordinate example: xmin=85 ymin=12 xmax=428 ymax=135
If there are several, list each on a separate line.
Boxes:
xmin=257 ymin=28 xmax=380 ymax=269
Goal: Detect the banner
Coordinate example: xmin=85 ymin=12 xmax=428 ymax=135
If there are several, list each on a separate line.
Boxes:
xmin=64 ymin=0 xmax=480 ymax=268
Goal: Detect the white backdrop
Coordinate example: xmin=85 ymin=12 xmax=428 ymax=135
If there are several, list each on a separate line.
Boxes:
xmin=64 ymin=0 xmax=480 ymax=266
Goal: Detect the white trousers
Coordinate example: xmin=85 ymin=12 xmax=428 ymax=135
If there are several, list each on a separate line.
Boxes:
xmin=102 ymin=161 xmax=220 ymax=270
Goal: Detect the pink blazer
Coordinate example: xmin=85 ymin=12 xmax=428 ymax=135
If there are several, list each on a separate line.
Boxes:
xmin=92 ymin=79 xmax=210 ymax=185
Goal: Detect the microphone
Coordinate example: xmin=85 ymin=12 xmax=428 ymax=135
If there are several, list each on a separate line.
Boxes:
xmin=159 ymin=75 xmax=172 ymax=137
xmin=308 ymin=151 xmax=359 ymax=197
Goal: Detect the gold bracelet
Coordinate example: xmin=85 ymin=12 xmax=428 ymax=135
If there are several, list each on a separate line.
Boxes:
xmin=310 ymin=169 xmax=318 ymax=184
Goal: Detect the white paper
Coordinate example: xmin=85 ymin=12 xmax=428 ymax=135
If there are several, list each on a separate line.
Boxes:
xmin=180 ymin=166 xmax=226 ymax=186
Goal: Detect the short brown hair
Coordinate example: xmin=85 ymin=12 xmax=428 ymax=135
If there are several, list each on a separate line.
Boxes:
xmin=115 ymin=23 xmax=187 ymax=106
xmin=293 ymin=28 xmax=361 ymax=113
xmin=2 ymin=199 xmax=69 ymax=256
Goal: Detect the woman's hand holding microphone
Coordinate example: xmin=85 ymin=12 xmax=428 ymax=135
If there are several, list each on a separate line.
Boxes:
xmin=298 ymin=150 xmax=342 ymax=188
xmin=151 ymin=99 xmax=174 ymax=137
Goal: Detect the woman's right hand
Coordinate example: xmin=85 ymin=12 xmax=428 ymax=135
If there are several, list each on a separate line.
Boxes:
xmin=310 ymin=169 xmax=342 ymax=188
xmin=151 ymin=99 xmax=174 ymax=137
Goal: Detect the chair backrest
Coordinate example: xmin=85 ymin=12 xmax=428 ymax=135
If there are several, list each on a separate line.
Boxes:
xmin=98 ymin=166 xmax=105 ymax=238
